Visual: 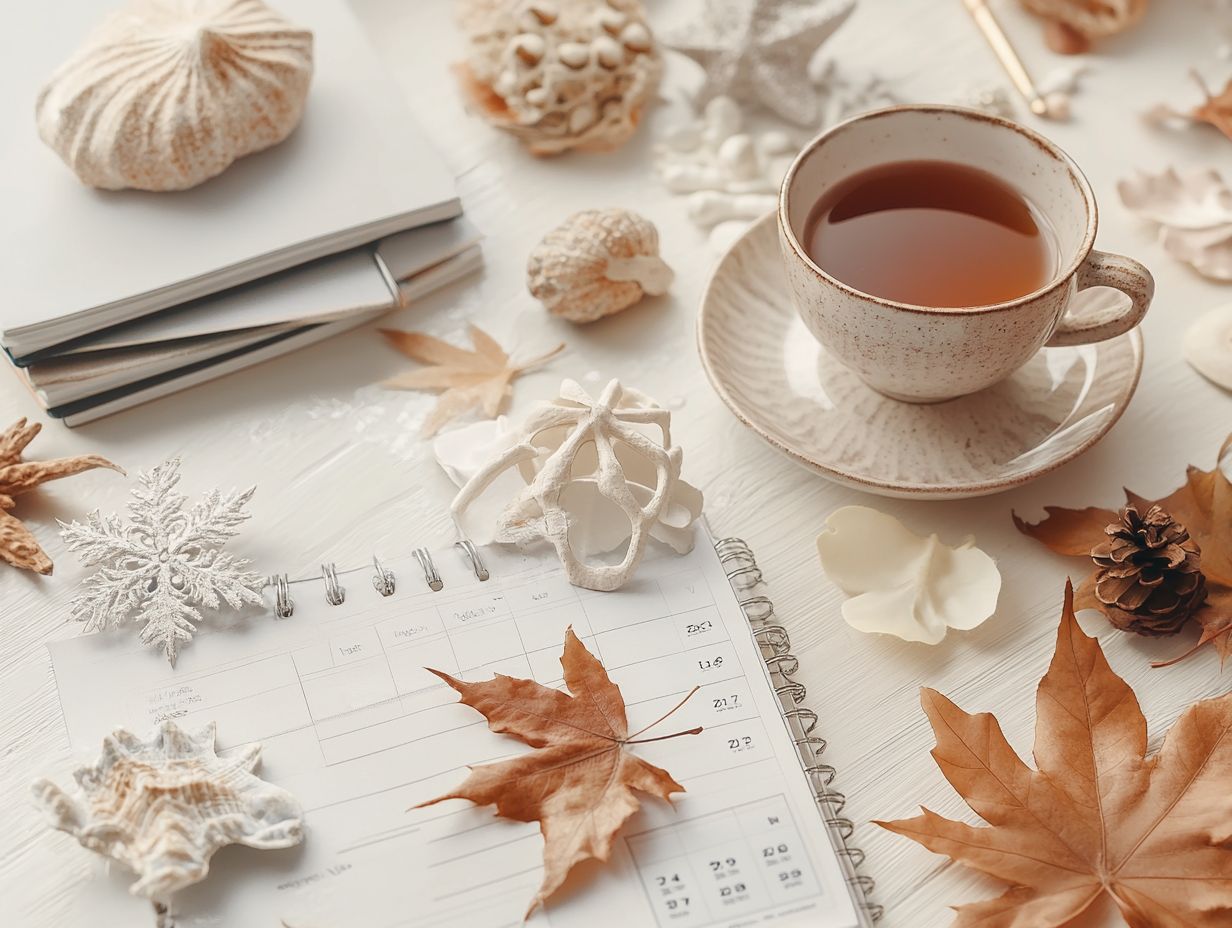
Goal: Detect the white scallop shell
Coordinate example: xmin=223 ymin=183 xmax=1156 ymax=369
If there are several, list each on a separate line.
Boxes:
xmin=456 ymin=0 xmax=660 ymax=155
xmin=450 ymin=379 xmax=703 ymax=592
xmin=31 ymin=721 xmax=303 ymax=898
xmin=527 ymin=208 xmax=673 ymax=323
xmin=36 ymin=0 xmax=314 ymax=191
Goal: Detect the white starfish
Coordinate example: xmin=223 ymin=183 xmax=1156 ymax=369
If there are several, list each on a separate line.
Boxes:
xmin=664 ymin=0 xmax=856 ymax=125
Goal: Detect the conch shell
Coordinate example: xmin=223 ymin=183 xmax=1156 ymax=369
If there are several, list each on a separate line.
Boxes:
xmin=527 ymin=208 xmax=673 ymax=322
xmin=36 ymin=0 xmax=314 ymax=191
xmin=455 ymin=0 xmax=660 ymax=155
xmin=449 ymin=379 xmax=703 ymax=591
xmin=31 ymin=721 xmax=303 ymax=898
xmin=1018 ymin=0 xmax=1148 ymax=53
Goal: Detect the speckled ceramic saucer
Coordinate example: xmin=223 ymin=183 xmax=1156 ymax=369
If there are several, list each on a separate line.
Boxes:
xmin=697 ymin=214 xmax=1144 ymax=499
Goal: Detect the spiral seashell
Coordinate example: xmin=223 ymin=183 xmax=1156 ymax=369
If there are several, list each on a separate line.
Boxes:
xmin=36 ymin=0 xmax=314 ymax=192
xmin=527 ymin=208 xmax=673 ymax=323
xmin=31 ymin=720 xmax=303 ymax=898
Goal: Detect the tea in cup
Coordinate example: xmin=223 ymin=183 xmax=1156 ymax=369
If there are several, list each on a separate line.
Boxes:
xmin=777 ymin=105 xmax=1153 ymax=402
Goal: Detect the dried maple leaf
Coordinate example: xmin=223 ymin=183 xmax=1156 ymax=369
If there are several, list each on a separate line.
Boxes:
xmin=416 ymin=627 xmax=701 ymax=916
xmin=1014 ymin=434 xmax=1232 ymax=667
xmin=878 ymin=582 xmax=1232 ymax=927
xmin=0 ymin=418 xmax=121 ymax=574
xmin=1194 ymin=73 xmax=1232 ymax=141
xmin=379 ymin=324 xmax=563 ymax=436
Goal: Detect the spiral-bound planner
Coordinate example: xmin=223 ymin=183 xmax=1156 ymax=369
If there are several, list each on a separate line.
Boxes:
xmin=47 ymin=527 xmax=880 ymax=928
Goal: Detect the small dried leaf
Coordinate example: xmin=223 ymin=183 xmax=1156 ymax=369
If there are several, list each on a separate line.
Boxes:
xmin=0 ymin=418 xmax=122 ymax=574
xmin=877 ymin=582 xmax=1232 ymax=927
xmin=415 ymin=628 xmax=700 ymax=915
xmin=1014 ymin=434 xmax=1232 ymax=666
xmin=1194 ymin=76 xmax=1232 ymax=141
xmin=380 ymin=325 xmax=563 ymax=436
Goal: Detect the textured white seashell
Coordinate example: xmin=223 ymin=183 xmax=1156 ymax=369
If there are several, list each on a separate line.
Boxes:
xmin=450 ymin=380 xmax=703 ymax=592
xmin=36 ymin=0 xmax=313 ymax=192
xmin=527 ymin=208 xmax=673 ymax=323
xmin=31 ymin=721 xmax=303 ymax=898
xmin=816 ymin=506 xmax=1001 ymax=645
xmin=456 ymin=0 xmax=660 ymax=155
xmin=1118 ymin=166 xmax=1232 ymax=281
xmin=1184 ymin=303 xmax=1232 ymax=390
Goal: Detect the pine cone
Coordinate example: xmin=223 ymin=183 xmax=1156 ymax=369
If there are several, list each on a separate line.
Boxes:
xmin=1091 ymin=505 xmax=1207 ymax=636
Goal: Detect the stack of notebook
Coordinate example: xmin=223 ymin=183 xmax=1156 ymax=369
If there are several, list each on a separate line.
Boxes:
xmin=2 ymin=0 xmax=478 ymax=426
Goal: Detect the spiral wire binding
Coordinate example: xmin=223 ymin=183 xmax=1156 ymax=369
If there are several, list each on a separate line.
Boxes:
xmin=264 ymin=546 xmax=458 ymax=618
xmin=714 ymin=537 xmax=883 ymax=924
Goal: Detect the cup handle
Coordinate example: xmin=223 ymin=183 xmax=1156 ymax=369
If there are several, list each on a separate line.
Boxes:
xmin=1045 ymin=250 xmax=1154 ymax=347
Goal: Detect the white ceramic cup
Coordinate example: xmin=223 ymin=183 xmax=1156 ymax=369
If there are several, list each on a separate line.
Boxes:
xmin=777 ymin=105 xmax=1154 ymax=403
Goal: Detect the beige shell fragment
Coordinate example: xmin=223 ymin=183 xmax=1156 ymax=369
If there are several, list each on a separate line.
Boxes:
xmin=36 ymin=0 xmax=314 ymax=191
xmin=1118 ymin=167 xmax=1232 ymax=282
xmin=455 ymin=0 xmax=660 ymax=155
xmin=450 ymin=379 xmax=703 ymax=591
xmin=31 ymin=721 xmax=303 ymax=899
xmin=527 ymin=209 xmax=673 ymax=323
xmin=816 ymin=506 xmax=1001 ymax=645
xmin=1019 ymin=0 xmax=1147 ymax=40
xmin=1184 ymin=304 xmax=1232 ymax=391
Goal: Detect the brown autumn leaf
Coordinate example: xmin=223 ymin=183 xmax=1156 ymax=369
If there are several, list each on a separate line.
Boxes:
xmin=1194 ymin=74 xmax=1232 ymax=141
xmin=415 ymin=627 xmax=701 ymax=916
xmin=1014 ymin=434 xmax=1232 ymax=667
xmin=379 ymin=323 xmax=564 ymax=436
xmin=0 ymin=418 xmax=121 ymax=574
xmin=878 ymin=582 xmax=1232 ymax=928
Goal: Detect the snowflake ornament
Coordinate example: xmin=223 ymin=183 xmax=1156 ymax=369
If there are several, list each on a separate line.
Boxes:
xmin=59 ymin=458 xmax=264 ymax=666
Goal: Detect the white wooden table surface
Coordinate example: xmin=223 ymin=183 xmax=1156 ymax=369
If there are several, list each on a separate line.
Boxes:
xmin=4 ymin=2 xmax=1231 ymax=925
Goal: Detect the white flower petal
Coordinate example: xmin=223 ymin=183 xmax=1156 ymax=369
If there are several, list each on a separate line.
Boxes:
xmin=817 ymin=506 xmax=1001 ymax=644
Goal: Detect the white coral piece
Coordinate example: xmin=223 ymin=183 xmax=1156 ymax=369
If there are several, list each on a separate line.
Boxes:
xmin=36 ymin=0 xmax=314 ymax=191
xmin=59 ymin=458 xmax=265 ymax=666
xmin=527 ymin=209 xmax=673 ymax=322
xmin=450 ymin=379 xmax=703 ymax=591
xmin=31 ymin=721 xmax=302 ymax=899
xmin=455 ymin=0 xmax=660 ymax=155
xmin=1118 ymin=167 xmax=1232 ymax=282
xmin=816 ymin=506 xmax=1001 ymax=645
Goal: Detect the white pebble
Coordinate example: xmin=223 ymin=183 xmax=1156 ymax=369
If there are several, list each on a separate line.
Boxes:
xmin=703 ymin=96 xmax=743 ymax=140
xmin=687 ymin=191 xmax=777 ymax=227
xmin=661 ymin=163 xmax=725 ymax=193
xmin=756 ymin=130 xmax=795 ymax=157
xmin=717 ymin=134 xmax=761 ymax=181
